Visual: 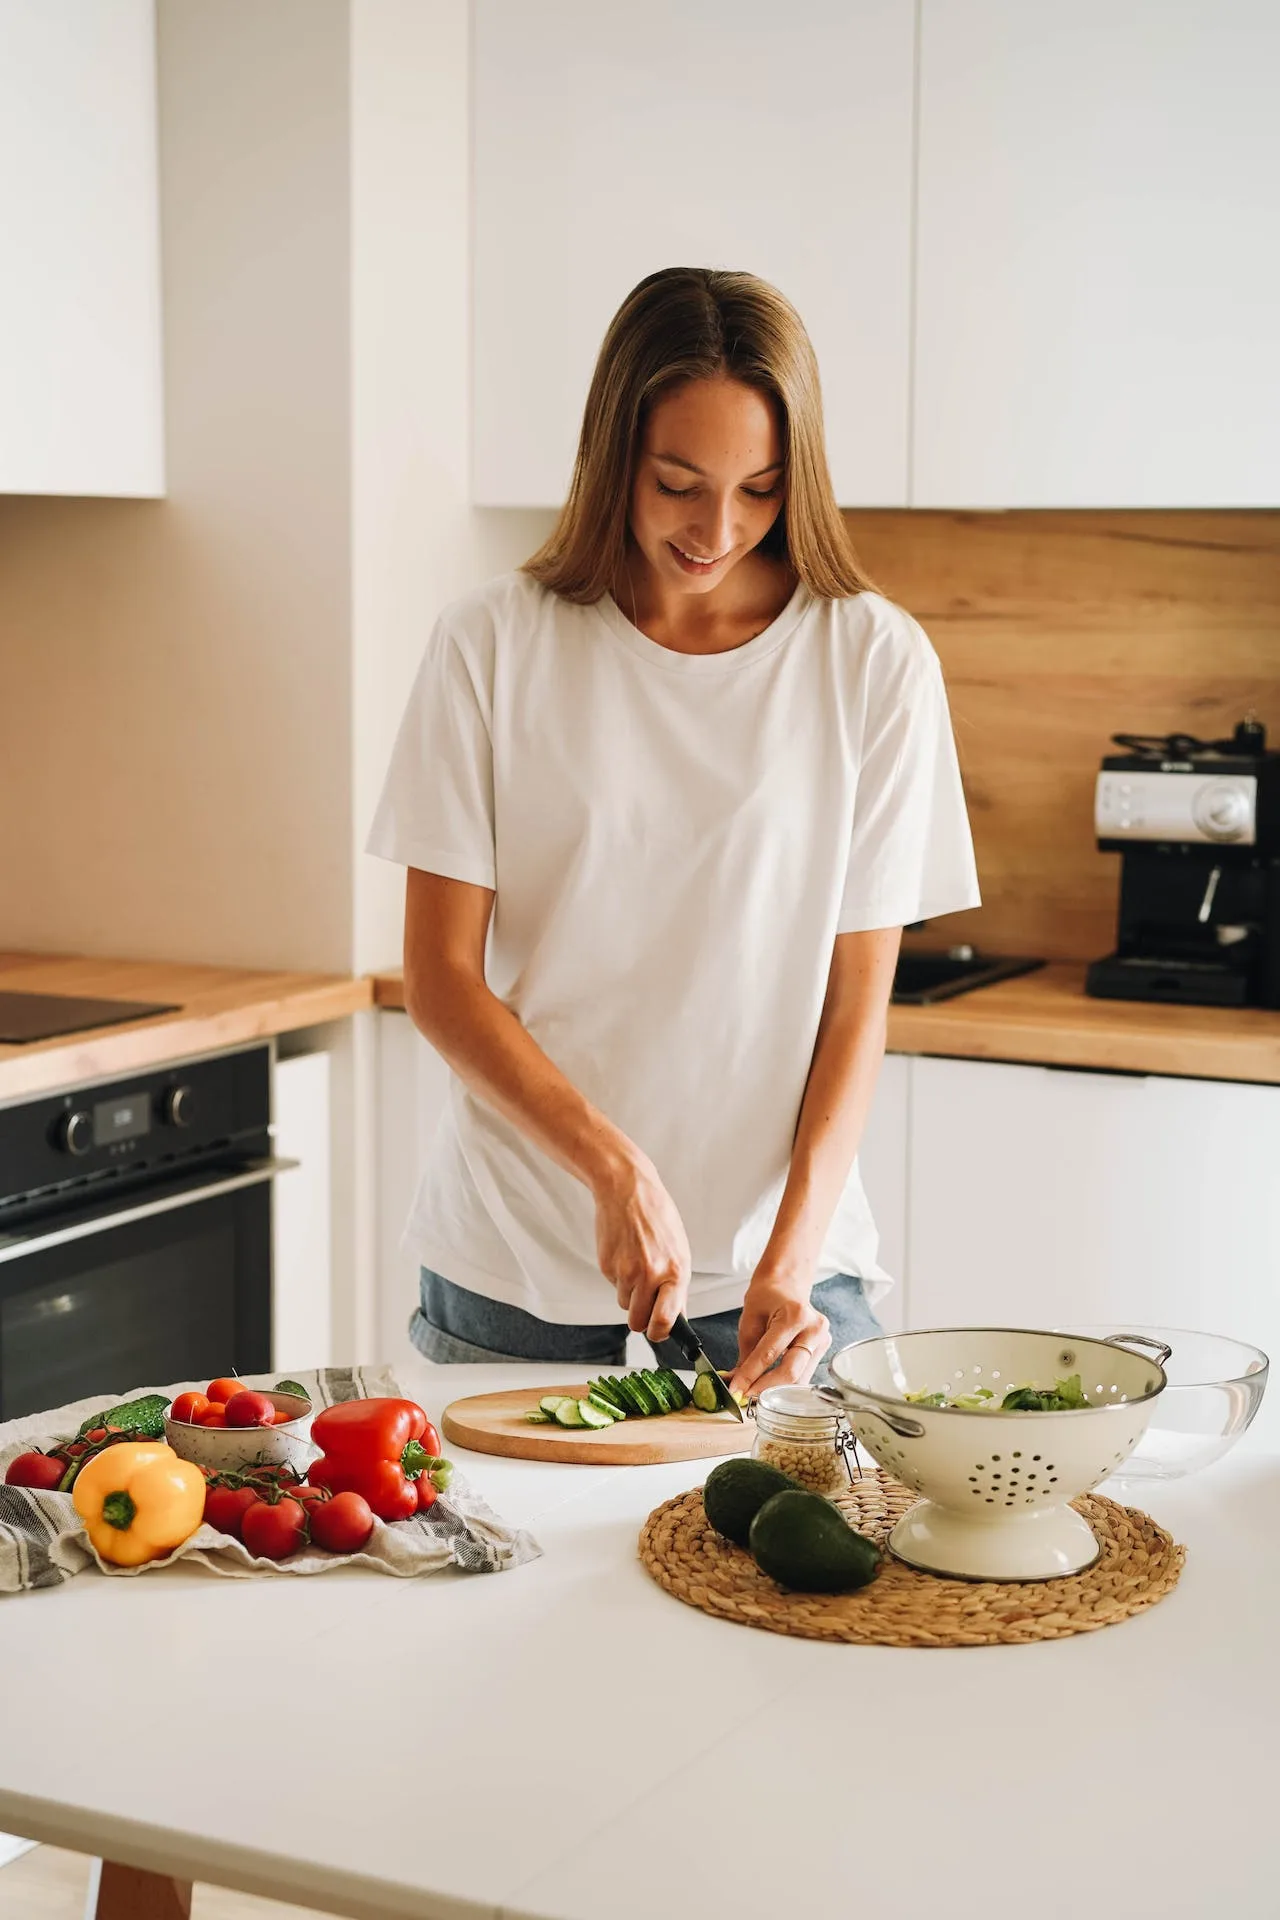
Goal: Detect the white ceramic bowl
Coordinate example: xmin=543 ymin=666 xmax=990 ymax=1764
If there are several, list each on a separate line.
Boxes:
xmin=164 ymin=1391 xmax=314 ymax=1476
xmin=1062 ymin=1325 xmax=1268 ymax=1481
xmin=822 ymin=1328 xmax=1167 ymax=1581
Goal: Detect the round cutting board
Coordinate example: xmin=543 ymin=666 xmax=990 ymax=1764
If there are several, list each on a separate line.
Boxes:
xmin=441 ymin=1383 xmax=756 ymax=1466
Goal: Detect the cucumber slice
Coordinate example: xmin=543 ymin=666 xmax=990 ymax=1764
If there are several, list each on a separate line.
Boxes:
xmin=657 ymin=1368 xmax=692 ymax=1410
xmin=540 ymin=1395 xmax=573 ymax=1416
xmin=589 ymin=1378 xmax=630 ymax=1415
xmin=586 ymin=1393 xmax=624 ymax=1423
xmin=625 ymin=1374 xmax=662 ymax=1417
xmin=577 ymin=1398 xmax=614 ymax=1430
xmin=691 ymin=1372 xmax=720 ymax=1413
xmin=641 ymin=1369 xmax=677 ymax=1414
xmin=526 ymin=1410 xmax=554 ymax=1424
xmin=611 ymin=1375 xmax=648 ymax=1416
xmin=554 ymin=1399 xmax=587 ymax=1427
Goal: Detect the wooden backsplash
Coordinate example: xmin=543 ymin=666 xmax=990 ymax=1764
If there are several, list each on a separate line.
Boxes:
xmin=842 ymin=511 xmax=1280 ymax=962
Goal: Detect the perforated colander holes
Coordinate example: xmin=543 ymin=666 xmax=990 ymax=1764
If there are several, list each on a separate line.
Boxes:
xmin=968 ymin=1453 xmax=1059 ymax=1504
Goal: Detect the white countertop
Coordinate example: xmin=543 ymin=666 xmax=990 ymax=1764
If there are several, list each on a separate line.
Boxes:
xmin=2 ymin=1358 xmax=1278 ymax=1920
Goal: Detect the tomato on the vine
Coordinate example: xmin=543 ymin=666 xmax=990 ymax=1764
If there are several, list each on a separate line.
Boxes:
xmin=309 ymin=1491 xmax=374 ymax=1554
xmin=202 ymin=1484 xmax=259 ymax=1539
xmin=240 ymin=1496 xmax=308 ymax=1561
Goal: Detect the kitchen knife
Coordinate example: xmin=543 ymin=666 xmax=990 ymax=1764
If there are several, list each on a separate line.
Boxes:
xmin=664 ymin=1313 xmax=745 ymax=1421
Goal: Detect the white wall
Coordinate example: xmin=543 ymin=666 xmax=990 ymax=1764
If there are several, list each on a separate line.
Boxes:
xmin=0 ymin=0 xmax=353 ymax=972
xmin=350 ymin=0 xmax=554 ymax=975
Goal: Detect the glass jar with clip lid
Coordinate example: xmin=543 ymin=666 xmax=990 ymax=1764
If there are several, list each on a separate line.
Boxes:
xmin=751 ymin=1384 xmax=856 ymax=1495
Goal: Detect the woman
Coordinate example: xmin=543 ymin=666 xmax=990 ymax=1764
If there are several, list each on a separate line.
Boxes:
xmin=368 ymin=267 xmax=979 ymax=1397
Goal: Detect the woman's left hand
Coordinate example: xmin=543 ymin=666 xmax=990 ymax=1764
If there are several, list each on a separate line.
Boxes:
xmin=730 ymin=1267 xmax=832 ymax=1401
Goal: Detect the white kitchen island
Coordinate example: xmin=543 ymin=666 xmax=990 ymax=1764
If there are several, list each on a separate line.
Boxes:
xmin=1 ymin=1358 xmax=1276 ymax=1920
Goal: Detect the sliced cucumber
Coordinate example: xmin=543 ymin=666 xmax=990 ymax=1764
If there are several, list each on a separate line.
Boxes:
xmin=589 ymin=1377 xmax=630 ymax=1415
xmin=577 ymin=1398 xmax=615 ymax=1430
xmin=526 ymin=1409 xmax=554 ymax=1424
xmin=611 ymin=1375 xmax=647 ymax=1416
xmin=657 ymin=1368 xmax=692 ymax=1410
xmin=554 ymin=1399 xmax=587 ymax=1427
xmin=691 ymin=1372 xmax=721 ymax=1413
xmin=641 ymin=1369 xmax=677 ymax=1414
xmin=586 ymin=1392 xmax=624 ymax=1423
xmin=540 ymin=1394 xmax=573 ymax=1416
xmin=624 ymin=1374 xmax=662 ymax=1417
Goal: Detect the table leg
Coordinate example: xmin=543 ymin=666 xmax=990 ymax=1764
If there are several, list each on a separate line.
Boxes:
xmin=91 ymin=1858 xmax=193 ymax=1918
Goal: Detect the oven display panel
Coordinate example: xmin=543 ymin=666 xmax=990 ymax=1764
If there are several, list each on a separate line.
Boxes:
xmin=92 ymin=1091 xmax=151 ymax=1148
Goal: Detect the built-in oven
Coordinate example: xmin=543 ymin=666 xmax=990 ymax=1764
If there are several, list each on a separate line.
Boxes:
xmin=0 ymin=1045 xmax=290 ymax=1422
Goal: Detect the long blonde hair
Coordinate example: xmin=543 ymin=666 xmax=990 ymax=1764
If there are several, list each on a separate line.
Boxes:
xmin=523 ymin=268 xmax=877 ymax=604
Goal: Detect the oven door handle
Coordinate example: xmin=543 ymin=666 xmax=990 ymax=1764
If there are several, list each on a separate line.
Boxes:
xmin=0 ymin=1157 xmax=298 ymax=1264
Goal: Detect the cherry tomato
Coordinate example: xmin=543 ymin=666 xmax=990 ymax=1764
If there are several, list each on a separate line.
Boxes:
xmin=240 ymin=1496 xmax=308 ymax=1561
xmin=224 ymin=1390 xmax=276 ymax=1429
xmin=308 ymin=1491 xmax=374 ymax=1554
xmin=206 ymin=1377 xmax=246 ymax=1406
xmin=202 ymin=1484 xmax=259 ymax=1538
xmin=4 ymin=1451 xmax=67 ymax=1491
xmin=83 ymin=1426 xmax=107 ymax=1444
xmin=170 ymin=1392 xmax=212 ymax=1424
xmin=270 ymin=1407 xmax=295 ymax=1424
xmin=287 ymin=1484 xmax=329 ymax=1511
xmin=195 ymin=1403 xmax=227 ymax=1428
xmin=244 ymin=1461 xmax=298 ymax=1487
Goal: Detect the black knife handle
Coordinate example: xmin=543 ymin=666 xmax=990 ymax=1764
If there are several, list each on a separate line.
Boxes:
xmin=666 ymin=1314 xmax=701 ymax=1366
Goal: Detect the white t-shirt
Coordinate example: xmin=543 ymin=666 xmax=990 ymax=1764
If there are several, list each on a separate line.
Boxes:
xmin=367 ymin=571 xmax=979 ymax=1324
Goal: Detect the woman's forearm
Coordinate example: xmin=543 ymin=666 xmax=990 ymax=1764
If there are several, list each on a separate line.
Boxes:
xmin=760 ymin=926 xmax=902 ymax=1284
xmin=407 ymin=962 xmax=638 ymax=1197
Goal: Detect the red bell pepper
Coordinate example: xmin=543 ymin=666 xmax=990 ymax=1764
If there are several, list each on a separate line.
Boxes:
xmin=305 ymin=1398 xmax=447 ymax=1522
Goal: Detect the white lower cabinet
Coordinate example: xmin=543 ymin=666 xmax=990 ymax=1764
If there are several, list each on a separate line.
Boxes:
xmin=272 ymin=1050 xmax=333 ymax=1372
xmin=856 ymin=1053 xmax=909 ymax=1336
xmin=904 ymin=1055 xmax=1280 ymax=1448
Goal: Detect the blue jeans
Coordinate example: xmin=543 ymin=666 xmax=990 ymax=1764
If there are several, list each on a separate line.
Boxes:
xmin=410 ymin=1268 xmax=882 ymax=1383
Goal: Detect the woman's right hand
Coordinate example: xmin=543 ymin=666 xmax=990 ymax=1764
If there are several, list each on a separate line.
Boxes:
xmin=592 ymin=1149 xmax=691 ymax=1344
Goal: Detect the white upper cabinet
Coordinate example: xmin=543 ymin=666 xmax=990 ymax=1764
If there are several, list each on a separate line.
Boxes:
xmin=472 ymin=0 xmax=915 ymax=508
xmin=0 ymin=0 xmax=164 ymax=496
xmin=912 ymin=0 xmax=1280 ymax=508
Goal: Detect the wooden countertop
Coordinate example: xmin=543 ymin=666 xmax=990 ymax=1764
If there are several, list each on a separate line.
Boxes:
xmin=373 ymin=962 xmax=1280 ymax=1084
xmin=0 ymin=953 xmax=372 ymax=1101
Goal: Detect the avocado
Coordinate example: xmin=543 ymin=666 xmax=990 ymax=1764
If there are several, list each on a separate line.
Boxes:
xmin=748 ymin=1489 xmax=880 ymax=1593
xmin=703 ymin=1457 xmax=800 ymax=1548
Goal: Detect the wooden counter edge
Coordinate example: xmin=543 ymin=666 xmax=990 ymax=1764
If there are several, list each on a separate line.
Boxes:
xmin=369 ymin=967 xmax=1280 ymax=1085
xmin=0 ymin=975 xmax=373 ymax=1103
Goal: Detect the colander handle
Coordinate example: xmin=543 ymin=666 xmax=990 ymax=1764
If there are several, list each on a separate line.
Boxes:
xmin=1101 ymin=1333 xmax=1172 ymax=1368
xmin=813 ymin=1384 xmax=926 ymax=1439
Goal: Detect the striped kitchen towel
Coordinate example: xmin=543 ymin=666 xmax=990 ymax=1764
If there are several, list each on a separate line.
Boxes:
xmin=0 ymin=1365 xmax=540 ymax=1593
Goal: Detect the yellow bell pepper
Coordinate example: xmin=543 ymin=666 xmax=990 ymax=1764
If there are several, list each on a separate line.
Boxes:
xmin=71 ymin=1441 xmax=205 ymax=1567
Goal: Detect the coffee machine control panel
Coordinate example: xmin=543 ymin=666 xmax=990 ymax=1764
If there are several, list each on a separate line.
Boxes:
xmin=1095 ymin=770 xmax=1258 ymax=846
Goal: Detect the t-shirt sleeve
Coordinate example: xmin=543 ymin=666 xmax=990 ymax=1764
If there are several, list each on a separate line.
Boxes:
xmin=837 ymin=612 xmax=980 ymax=933
xmin=364 ymin=617 xmax=497 ymax=889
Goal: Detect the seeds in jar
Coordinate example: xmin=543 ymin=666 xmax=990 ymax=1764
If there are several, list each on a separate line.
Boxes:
xmin=753 ymin=1435 xmax=846 ymax=1494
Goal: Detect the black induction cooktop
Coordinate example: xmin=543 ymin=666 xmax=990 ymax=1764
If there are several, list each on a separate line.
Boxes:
xmin=891 ymin=950 xmax=1045 ymax=1005
xmin=0 ymin=991 xmax=180 ymax=1044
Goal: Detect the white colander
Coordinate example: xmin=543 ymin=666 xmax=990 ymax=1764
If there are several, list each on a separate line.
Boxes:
xmin=820 ymin=1328 xmax=1169 ymax=1581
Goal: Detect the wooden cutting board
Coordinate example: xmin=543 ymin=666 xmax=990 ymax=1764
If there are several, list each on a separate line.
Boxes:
xmin=441 ymin=1383 xmax=756 ymax=1466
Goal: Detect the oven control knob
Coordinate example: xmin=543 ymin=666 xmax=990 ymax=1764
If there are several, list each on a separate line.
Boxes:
xmin=163 ymin=1085 xmax=195 ymax=1129
xmin=59 ymin=1110 xmax=93 ymax=1156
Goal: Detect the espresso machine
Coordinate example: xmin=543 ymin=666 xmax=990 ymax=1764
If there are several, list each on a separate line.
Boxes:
xmin=1085 ymin=718 xmax=1280 ymax=1008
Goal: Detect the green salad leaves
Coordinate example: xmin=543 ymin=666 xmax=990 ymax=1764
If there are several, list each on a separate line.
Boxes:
xmin=906 ymin=1373 xmax=1089 ymax=1413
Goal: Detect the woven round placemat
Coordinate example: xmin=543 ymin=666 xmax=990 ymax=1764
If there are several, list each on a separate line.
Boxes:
xmin=639 ymin=1469 xmax=1185 ymax=1647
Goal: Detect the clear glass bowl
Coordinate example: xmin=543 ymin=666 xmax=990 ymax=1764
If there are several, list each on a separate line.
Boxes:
xmin=1063 ymin=1325 xmax=1268 ymax=1481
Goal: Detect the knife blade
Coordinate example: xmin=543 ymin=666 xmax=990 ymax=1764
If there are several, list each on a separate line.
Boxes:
xmin=665 ymin=1314 xmax=745 ymax=1421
